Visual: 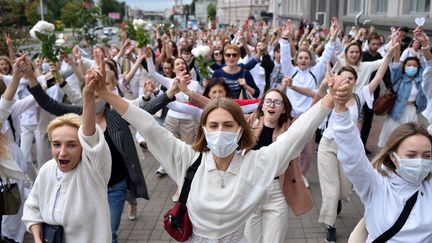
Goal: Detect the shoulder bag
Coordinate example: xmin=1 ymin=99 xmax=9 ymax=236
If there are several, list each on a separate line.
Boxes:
xmin=373 ymin=77 xmax=403 ymax=116
xmin=42 ymin=223 xmax=64 ymax=243
xmin=0 ymin=178 xmax=21 ymax=215
xmin=163 ymin=153 xmax=202 ymax=242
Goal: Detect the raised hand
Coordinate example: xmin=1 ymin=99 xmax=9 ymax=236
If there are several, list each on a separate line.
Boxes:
xmin=5 ymin=33 xmax=12 ymax=46
xmin=281 ymin=19 xmax=292 ymax=38
xmin=413 ymin=26 xmax=429 ymax=45
xmin=329 ymin=17 xmax=340 ymax=40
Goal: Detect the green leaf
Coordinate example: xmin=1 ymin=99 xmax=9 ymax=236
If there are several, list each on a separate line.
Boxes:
xmin=35 ymin=31 xmax=48 ymax=42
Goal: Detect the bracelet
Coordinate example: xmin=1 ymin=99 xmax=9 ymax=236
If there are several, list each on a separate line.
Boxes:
xmin=421 ymin=45 xmax=430 ymax=50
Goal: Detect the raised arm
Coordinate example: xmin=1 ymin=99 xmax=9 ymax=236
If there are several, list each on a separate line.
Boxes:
xmin=368 ymin=34 xmax=400 ymax=94
xmin=280 ymin=21 xmax=296 ymax=77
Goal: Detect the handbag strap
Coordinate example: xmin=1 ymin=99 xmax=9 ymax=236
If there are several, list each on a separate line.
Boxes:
xmin=372 ymin=190 xmax=419 ymax=243
xmin=178 ymin=153 xmax=203 ymax=204
xmin=389 ymin=76 xmax=403 ymax=93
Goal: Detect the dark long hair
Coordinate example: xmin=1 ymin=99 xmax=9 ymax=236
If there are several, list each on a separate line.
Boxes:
xmin=254 ymin=89 xmax=293 ymax=127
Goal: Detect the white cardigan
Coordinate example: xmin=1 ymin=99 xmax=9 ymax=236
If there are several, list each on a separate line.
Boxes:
xmin=331 ymin=110 xmax=432 ymax=243
xmin=22 ymin=125 xmax=112 ymax=243
xmin=122 ymin=100 xmax=331 ymax=239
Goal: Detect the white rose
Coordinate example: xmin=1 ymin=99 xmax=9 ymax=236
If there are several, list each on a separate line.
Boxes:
xmin=133 ymin=19 xmax=146 ymax=29
xmin=132 ymin=19 xmax=138 ymax=27
xmin=55 ymin=39 xmax=65 ymax=47
xmin=30 ymin=20 xmax=55 ymax=39
xmin=192 ymin=45 xmax=211 ymax=57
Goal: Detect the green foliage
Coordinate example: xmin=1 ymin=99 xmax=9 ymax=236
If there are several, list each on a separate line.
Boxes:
xmin=207 ymin=3 xmax=216 ymax=20
xmin=25 ymin=1 xmax=54 ymax=24
xmin=61 ymin=2 xmax=81 ymax=28
xmin=124 ymin=20 xmax=137 ymax=40
xmin=136 ymin=27 xmax=151 ymax=48
xmin=195 ymin=56 xmax=214 ymax=80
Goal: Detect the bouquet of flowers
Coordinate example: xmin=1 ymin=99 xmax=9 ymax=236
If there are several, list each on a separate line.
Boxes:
xmin=133 ymin=19 xmax=151 ymax=48
xmin=191 ymin=45 xmax=214 ymax=80
xmin=30 ymin=21 xmax=71 ymax=81
xmin=30 ymin=21 xmax=71 ymax=63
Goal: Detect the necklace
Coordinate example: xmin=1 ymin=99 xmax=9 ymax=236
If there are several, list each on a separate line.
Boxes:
xmin=216 ymin=170 xmax=227 ymax=188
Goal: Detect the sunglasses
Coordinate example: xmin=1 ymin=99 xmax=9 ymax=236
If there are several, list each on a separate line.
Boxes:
xmin=263 ymin=98 xmax=283 ymax=107
xmin=214 ymin=52 xmax=221 ymax=56
xmin=225 ymin=53 xmax=239 ymax=58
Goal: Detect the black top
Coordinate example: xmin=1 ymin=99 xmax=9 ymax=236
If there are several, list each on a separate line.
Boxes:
xmin=253 ymin=125 xmax=275 ymax=150
xmin=105 ymin=130 xmax=128 ymax=187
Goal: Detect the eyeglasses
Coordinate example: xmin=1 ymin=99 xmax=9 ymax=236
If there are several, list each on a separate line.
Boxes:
xmin=224 ymin=53 xmax=239 ymax=58
xmin=263 ymin=98 xmax=283 ymax=107
xmin=214 ymin=52 xmax=221 ymax=56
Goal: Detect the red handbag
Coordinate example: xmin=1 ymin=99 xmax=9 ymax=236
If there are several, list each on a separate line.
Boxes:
xmin=163 ymin=153 xmax=202 ymax=242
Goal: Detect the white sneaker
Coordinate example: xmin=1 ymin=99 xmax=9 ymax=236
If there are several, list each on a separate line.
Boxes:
xmin=302 ymin=175 xmax=310 ymax=188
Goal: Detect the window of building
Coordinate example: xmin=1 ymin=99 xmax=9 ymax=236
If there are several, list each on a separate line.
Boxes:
xmin=347 ymin=0 xmax=363 ymax=14
xmin=376 ymin=0 xmax=388 ymax=13
xmin=410 ymin=0 xmax=430 ymax=13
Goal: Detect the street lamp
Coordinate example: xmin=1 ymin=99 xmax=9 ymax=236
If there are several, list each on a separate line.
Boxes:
xmin=40 ymin=0 xmax=44 ymax=20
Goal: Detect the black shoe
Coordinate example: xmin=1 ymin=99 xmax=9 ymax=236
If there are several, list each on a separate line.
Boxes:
xmin=325 ymin=225 xmax=337 ymax=243
xmin=337 ymin=200 xmax=342 ymax=215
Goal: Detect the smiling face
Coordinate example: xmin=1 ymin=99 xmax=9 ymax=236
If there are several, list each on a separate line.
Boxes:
xmin=51 ymin=125 xmax=82 ymax=172
xmin=262 ymin=91 xmax=285 ymax=125
xmin=295 ymin=51 xmax=312 ymax=70
xmin=346 ymin=45 xmax=361 ymax=65
xmin=391 ymin=134 xmax=431 ymax=169
xmin=224 ymin=48 xmax=240 ymax=67
xmin=173 ymin=58 xmax=188 ymax=76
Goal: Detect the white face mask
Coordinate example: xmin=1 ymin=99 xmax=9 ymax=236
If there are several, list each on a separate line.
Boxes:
xmin=95 ymin=100 xmax=107 ymax=114
xmin=393 ymin=153 xmax=432 ymax=184
xmin=203 ymin=127 xmax=242 ymax=158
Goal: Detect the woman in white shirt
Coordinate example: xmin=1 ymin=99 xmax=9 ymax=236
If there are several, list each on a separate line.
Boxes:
xmin=93 ymin=67 xmax=352 ymax=241
xmin=331 ymin=88 xmax=432 ymax=242
xmin=317 ymin=36 xmax=397 ymax=242
xmin=22 ymin=55 xmax=112 ymax=243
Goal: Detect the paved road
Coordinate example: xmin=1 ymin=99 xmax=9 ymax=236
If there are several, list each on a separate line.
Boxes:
xmin=24 ymin=115 xmax=387 ymax=242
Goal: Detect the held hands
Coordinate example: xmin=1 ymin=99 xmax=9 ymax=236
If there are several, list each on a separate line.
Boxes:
xmin=143 ymin=80 xmax=155 ymax=98
xmin=328 ymin=75 xmax=354 ymax=112
xmin=281 ymin=76 xmax=293 ymax=89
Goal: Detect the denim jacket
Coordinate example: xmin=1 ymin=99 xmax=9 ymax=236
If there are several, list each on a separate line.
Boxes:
xmin=388 ymin=61 xmax=432 ymax=121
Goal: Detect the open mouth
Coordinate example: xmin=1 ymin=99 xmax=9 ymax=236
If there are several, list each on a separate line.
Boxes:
xmin=59 ymin=159 xmax=69 ymax=165
xmin=267 ymin=110 xmax=276 ymax=114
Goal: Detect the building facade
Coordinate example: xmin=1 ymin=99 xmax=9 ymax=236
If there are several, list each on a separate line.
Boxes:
xmin=217 ymin=0 xmax=270 ymax=25
xmin=195 ymin=0 xmax=218 ymax=24
xmin=277 ymin=0 xmax=431 ymax=36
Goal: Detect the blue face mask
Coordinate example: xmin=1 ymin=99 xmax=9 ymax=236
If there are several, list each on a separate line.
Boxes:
xmin=405 ymin=66 xmax=418 ymax=77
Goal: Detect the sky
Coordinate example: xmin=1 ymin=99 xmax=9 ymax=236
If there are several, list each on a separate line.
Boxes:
xmin=123 ymin=0 xmax=193 ymax=11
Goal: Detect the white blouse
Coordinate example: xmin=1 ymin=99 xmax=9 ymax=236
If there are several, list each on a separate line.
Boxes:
xmin=122 ymin=100 xmax=331 ymax=239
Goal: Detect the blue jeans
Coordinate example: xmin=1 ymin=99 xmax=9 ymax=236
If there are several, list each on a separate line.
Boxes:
xmin=108 ymin=179 xmax=127 ymax=243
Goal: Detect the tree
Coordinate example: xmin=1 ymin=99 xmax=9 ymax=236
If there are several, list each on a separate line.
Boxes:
xmin=25 ymin=0 xmax=54 ymax=24
xmin=61 ymin=2 xmax=81 ymax=27
xmin=207 ymin=3 xmax=216 ymax=21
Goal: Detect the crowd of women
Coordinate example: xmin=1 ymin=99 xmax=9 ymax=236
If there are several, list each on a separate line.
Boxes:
xmin=0 ymin=16 xmax=431 ymax=243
